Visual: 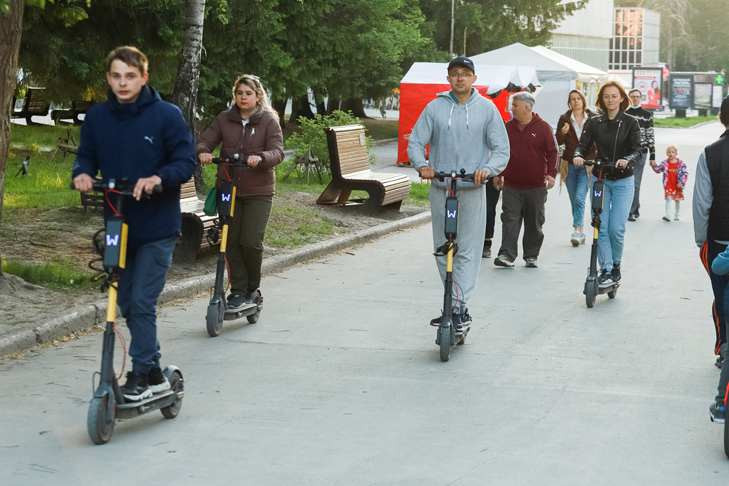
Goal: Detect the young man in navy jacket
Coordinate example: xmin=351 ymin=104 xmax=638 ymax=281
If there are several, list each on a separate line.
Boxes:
xmin=72 ymin=46 xmax=196 ymax=401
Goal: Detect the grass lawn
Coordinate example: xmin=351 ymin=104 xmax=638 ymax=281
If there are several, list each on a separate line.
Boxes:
xmin=361 ymin=118 xmax=398 ymax=140
xmin=10 ymin=123 xmax=80 ymax=149
xmin=654 ymin=115 xmax=718 ymax=128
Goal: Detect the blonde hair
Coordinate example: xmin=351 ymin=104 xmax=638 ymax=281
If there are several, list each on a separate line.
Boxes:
xmin=232 ymin=74 xmax=278 ymax=119
xmin=666 ymin=144 xmax=678 ymax=154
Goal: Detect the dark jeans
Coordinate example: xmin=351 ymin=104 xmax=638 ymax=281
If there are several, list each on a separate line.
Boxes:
xmin=704 ymin=240 xmax=729 ymax=401
xmin=630 ymin=149 xmax=647 ymax=216
xmin=498 ymin=186 xmax=547 ymax=261
xmin=118 ymin=236 xmax=176 ymax=375
xmin=227 ymin=197 xmax=272 ymax=294
xmin=484 ymin=181 xmax=501 ymax=246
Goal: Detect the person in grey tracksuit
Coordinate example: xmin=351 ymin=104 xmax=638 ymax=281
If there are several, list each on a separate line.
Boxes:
xmin=407 ymin=56 xmax=510 ymax=328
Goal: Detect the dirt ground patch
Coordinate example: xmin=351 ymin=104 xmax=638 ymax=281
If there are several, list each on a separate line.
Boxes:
xmin=0 ymin=191 xmax=425 ymax=334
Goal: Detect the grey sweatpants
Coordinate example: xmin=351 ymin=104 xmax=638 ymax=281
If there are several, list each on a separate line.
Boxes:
xmin=429 ymin=183 xmax=487 ymax=312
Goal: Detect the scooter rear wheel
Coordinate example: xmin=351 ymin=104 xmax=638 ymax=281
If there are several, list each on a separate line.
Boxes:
xmin=608 ymin=286 xmax=618 ymax=299
xmin=87 ymin=394 xmax=115 ymax=445
xmin=438 ymin=325 xmax=451 ymax=362
xmin=206 ymin=300 xmax=224 ymax=337
xmin=161 ymin=370 xmax=184 ymax=419
xmin=247 ymin=310 xmax=261 ymax=324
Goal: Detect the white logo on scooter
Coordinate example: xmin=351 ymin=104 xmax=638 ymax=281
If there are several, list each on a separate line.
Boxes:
xmin=447 ymin=210 xmax=457 ymax=218
xmin=220 ymin=193 xmax=231 ymax=202
xmin=106 ymin=234 xmax=120 ymax=246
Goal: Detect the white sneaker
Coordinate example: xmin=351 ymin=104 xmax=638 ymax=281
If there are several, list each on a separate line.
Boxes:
xmin=570 ymin=232 xmax=580 ymax=247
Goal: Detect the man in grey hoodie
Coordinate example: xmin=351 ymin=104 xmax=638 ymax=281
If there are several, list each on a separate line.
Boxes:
xmin=408 ymin=56 xmax=510 ymax=331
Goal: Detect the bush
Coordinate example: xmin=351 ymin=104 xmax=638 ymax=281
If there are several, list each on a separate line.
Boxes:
xmin=286 ymin=110 xmax=373 ymax=175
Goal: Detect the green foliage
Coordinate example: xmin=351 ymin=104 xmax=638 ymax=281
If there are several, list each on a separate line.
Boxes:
xmin=654 ymin=115 xmax=718 ymax=128
xmin=10 ymin=124 xmax=80 ymax=148
xmin=2 ymin=258 xmax=94 ymax=289
xmin=286 ymin=110 xmax=365 ymax=169
xmin=406 ymin=181 xmax=429 ymax=207
xmin=265 ymin=202 xmax=336 ymax=248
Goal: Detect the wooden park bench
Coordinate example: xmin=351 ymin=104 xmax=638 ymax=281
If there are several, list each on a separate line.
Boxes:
xmin=316 ymin=124 xmax=410 ymax=210
xmin=177 ymin=179 xmax=219 ymax=260
xmin=11 ymin=87 xmax=51 ymax=125
xmin=52 ymin=100 xmax=94 ymax=125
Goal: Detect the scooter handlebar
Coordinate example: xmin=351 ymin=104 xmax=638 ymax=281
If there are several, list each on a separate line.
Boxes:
xmin=69 ymin=178 xmax=162 ymax=197
xmin=433 ymin=170 xmax=477 ymax=182
xmin=211 ymin=154 xmax=248 ymax=166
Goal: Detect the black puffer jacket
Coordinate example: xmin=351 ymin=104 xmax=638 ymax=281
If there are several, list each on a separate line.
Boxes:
xmin=573 ymin=111 xmax=642 ymax=180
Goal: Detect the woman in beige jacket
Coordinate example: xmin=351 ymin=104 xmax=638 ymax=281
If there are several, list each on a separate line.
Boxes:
xmin=197 ymin=74 xmax=284 ymax=309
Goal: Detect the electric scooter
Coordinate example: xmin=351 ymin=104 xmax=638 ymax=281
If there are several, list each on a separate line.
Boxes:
xmin=431 ymin=169 xmax=476 ymax=362
xmin=77 ymin=179 xmax=184 ymax=445
xmin=205 ymin=154 xmax=262 ymax=337
xmin=583 ymin=159 xmax=620 ymax=308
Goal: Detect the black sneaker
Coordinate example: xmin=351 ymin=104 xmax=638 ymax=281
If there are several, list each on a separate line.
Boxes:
xmin=246 ymin=289 xmax=262 ymax=304
xmin=716 ymin=355 xmax=724 ymax=369
xmin=482 ymin=240 xmax=492 ymax=259
xmin=525 ymin=257 xmax=538 ymax=268
xmin=227 ymin=293 xmax=246 ymax=310
xmin=611 ymin=264 xmax=621 ymax=283
xmin=148 ymin=367 xmax=171 ymax=394
xmin=598 ymin=270 xmax=614 ymax=289
xmin=121 ymin=371 xmax=152 ymax=401
xmin=494 ymin=255 xmax=515 ymax=268
xmin=710 ymin=398 xmax=726 ymax=424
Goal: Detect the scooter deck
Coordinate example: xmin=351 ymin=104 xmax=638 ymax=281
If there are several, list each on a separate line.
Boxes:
xmin=224 ymin=303 xmax=261 ymax=320
xmin=116 ymin=389 xmax=184 ymax=419
xmin=597 ymin=282 xmax=620 ymax=295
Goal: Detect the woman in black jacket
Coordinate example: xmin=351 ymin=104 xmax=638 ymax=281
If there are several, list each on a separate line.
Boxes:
xmin=574 ymin=81 xmax=641 ymax=288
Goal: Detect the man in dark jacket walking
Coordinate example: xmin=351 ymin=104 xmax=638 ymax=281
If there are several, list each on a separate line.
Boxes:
xmin=72 ymin=46 xmax=196 ymax=401
xmin=693 ymin=95 xmax=729 ymax=423
xmin=625 ymin=89 xmax=655 ymax=221
xmin=493 ymin=92 xmax=558 ymax=268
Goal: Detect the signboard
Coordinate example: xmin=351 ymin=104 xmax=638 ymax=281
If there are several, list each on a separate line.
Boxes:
xmin=713 ymin=85 xmax=724 ymax=109
xmin=694 ymin=83 xmax=713 ymax=110
xmin=632 ymin=67 xmax=663 ymax=110
xmin=669 ymin=74 xmax=693 ymax=109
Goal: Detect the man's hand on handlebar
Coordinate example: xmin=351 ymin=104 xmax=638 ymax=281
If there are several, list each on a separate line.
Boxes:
xmin=199 ymin=153 xmax=214 ymax=166
xmin=615 ymin=158 xmax=629 ymax=170
xmin=73 ymin=174 xmax=94 ymax=193
xmin=573 ymin=156 xmax=585 ymax=167
xmin=133 ymin=175 xmax=162 ymax=201
xmin=418 ymin=166 xmax=435 ymax=180
xmin=474 ymin=169 xmax=489 ymax=186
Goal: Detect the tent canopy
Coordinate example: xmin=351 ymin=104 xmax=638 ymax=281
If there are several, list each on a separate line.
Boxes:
xmin=470 ymin=42 xmax=607 ymax=83
xmin=401 ymin=62 xmax=539 ymax=93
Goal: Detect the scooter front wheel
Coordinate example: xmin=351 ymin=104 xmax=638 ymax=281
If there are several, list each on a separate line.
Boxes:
xmin=87 ymin=394 xmax=115 ymax=445
xmin=206 ymin=300 xmax=224 ymax=337
xmin=438 ymin=325 xmax=451 ymax=362
xmin=161 ymin=369 xmax=184 ymax=419
xmin=585 ymin=280 xmax=597 ymax=308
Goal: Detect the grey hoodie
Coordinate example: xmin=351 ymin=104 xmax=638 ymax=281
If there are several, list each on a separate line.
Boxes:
xmin=407 ymin=89 xmax=510 ymax=186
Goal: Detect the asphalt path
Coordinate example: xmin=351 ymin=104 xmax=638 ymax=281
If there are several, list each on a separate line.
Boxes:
xmin=1 ymin=122 xmax=728 ymax=485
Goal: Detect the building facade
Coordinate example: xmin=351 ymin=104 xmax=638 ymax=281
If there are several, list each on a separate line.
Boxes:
xmin=549 ymin=0 xmax=614 ymax=71
xmin=609 ymin=7 xmax=660 ymax=70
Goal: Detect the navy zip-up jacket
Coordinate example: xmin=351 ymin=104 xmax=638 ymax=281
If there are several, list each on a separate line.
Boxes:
xmin=72 ymin=86 xmax=196 ymax=249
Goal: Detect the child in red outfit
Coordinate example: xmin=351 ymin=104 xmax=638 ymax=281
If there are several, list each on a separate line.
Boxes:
xmin=651 ymin=145 xmax=688 ymax=221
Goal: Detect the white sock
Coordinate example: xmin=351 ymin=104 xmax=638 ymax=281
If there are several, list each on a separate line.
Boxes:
xmin=665 ymin=199 xmax=673 ymax=219
xmin=674 ymin=201 xmax=680 ymax=219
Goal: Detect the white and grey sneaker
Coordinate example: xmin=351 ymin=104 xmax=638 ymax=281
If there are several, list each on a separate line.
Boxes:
xmin=570 ymin=232 xmax=581 ymax=247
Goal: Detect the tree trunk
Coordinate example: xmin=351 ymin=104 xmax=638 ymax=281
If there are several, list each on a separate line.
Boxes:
xmin=290 ymin=94 xmax=315 ymax=122
xmin=312 ymin=88 xmax=327 ymax=115
xmin=341 ymin=97 xmax=367 ymax=118
xmin=272 ymin=96 xmax=287 ymax=128
xmin=170 ymin=0 xmax=206 ymax=196
xmin=0 ymin=0 xmax=25 ymax=278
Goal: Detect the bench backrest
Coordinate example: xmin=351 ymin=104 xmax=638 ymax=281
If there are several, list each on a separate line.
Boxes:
xmin=326 ymin=125 xmax=370 ymax=179
xmin=180 ymin=180 xmax=198 ymax=200
xmin=23 ymin=87 xmax=50 ymax=115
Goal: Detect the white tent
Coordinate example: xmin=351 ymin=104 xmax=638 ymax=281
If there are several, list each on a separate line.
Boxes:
xmin=471 ymin=43 xmax=608 ymax=126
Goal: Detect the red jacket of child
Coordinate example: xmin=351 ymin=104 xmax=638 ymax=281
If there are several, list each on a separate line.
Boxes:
xmin=501 ymin=113 xmax=558 ymax=189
